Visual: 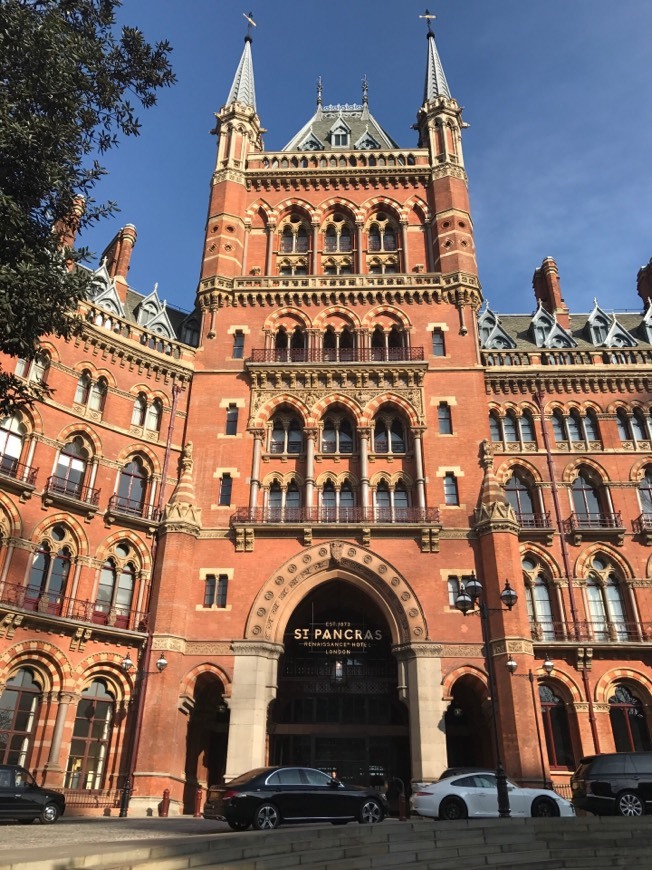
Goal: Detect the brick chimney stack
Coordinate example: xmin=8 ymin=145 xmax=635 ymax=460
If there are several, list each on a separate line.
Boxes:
xmin=101 ymin=225 xmax=137 ymax=302
xmin=532 ymin=256 xmax=570 ymax=328
xmin=637 ymin=259 xmax=652 ymax=309
xmin=53 ymin=196 xmax=85 ymax=251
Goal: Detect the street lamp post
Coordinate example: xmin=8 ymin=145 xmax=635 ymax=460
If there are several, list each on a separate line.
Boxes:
xmin=506 ymin=655 xmax=554 ymax=788
xmin=454 ymin=573 xmax=517 ymax=819
xmin=118 ymin=645 xmax=168 ymax=818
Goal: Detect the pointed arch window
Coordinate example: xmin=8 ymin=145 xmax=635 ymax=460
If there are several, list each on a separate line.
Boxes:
xmin=321 ymin=481 xmax=337 ymax=521
xmin=54 ymin=437 xmax=89 ymax=498
xmin=285 ymin=481 xmax=301 ymax=518
xmin=539 ymin=685 xmax=575 ymax=768
xmin=27 ymin=525 xmax=73 ymax=612
xmin=0 ymin=668 xmax=42 ymax=766
xmin=95 ymin=542 xmax=136 ymax=627
xmin=131 ymin=393 xmax=147 ymax=427
xmin=65 ymin=681 xmax=115 ymax=789
xmin=145 ymin=398 xmax=163 ymax=432
xmin=116 ymin=457 xmax=148 ymax=516
xmin=0 ymin=414 xmax=26 ymax=475
xmin=638 ymin=467 xmax=652 ymax=516
xmin=505 ymin=472 xmax=535 ymax=518
xmin=571 ymin=471 xmax=602 ymax=517
xmin=586 ymin=557 xmax=627 ymax=641
xmin=373 ymin=415 xmax=406 ymax=454
xmin=321 ymin=414 xmax=354 ymax=454
xmin=523 ymin=558 xmax=556 ymax=641
xmin=609 ymin=685 xmax=652 ymax=752
xmin=374 ymin=481 xmax=391 ymax=521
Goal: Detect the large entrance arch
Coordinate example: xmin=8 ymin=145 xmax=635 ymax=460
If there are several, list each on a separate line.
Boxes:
xmin=270 ymin=579 xmax=410 ymax=790
xmin=224 ymin=542 xmax=448 ymax=785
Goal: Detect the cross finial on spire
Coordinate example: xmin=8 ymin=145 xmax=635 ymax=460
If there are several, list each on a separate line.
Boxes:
xmin=419 ymin=8 xmax=436 ymax=35
xmin=362 ymin=75 xmax=368 ymax=106
xmin=316 ymin=76 xmax=323 ymax=108
xmin=243 ymin=10 xmax=256 ymax=41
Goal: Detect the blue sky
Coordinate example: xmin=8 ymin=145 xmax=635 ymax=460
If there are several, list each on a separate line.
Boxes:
xmin=79 ymin=1 xmax=652 ymax=317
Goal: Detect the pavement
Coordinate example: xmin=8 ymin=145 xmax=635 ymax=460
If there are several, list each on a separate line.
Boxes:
xmin=0 ymin=816 xmax=233 ymax=866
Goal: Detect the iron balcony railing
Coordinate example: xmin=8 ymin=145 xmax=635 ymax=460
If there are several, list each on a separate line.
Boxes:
xmin=0 ymin=458 xmax=38 ymax=486
xmin=516 ymin=511 xmax=553 ymax=529
xmin=0 ymin=581 xmax=148 ymax=632
xmin=247 ymin=347 xmax=425 ymax=364
xmin=45 ymin=475 xmax=100 ymax=506
xmin=231 ymin=506 xmax=440 ymax=525
xmin=564 ymin=511 xmax=623 ymax=532
xmin=529 ymin=619 xmax=652 ymax=644
xmin=633 ymin=512 xmax=652 ymax=533
xmin=107 ymin=494 xmax=161 ymax=522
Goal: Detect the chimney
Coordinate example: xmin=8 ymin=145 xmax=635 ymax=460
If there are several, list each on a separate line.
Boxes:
xmin=532 ymin=256 xmax=570 ymax=328
xmin=53 ymin=196 xmax=85 ymax=250
xmin=101 ymin=224 xmax=137 ymax=280
xmin=637 ymin=259 xmax=652 ymax=309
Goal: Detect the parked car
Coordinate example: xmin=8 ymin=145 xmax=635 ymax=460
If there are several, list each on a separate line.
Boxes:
xmin=411 ymin=771 xmax=575 ymax=820
xmin=203 ymin=766 xmax=389 ymax=830
xmin=0 ymin=765 xmax=65 ymax=824
xmin=570 ymin=752 xmax=652 ymax=816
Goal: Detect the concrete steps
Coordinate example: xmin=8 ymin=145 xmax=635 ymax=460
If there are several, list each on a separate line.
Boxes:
xmin=4 ymin=816 xmax=652 ymax=870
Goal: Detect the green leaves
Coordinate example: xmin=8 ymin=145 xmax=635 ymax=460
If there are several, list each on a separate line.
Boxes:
xmin=0 ymin=0 xmax=175 ymax=412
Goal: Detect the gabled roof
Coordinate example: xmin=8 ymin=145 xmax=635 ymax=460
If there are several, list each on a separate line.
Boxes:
xmin=478 ymin=304 xmax=517 ymax=350
xmin=585 ymin=299 xmax=637 ymax=348
xmin=88 ymin=263 xmax=125 ymax=318
xmin=529 ymin=303 xmax=577 ymax=348
xmin=283 ymin=99 xmax=398 ymax=152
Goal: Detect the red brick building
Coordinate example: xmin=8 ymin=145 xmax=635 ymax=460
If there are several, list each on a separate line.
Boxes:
xmin=1 ymin=25 xmax=652 ymax=815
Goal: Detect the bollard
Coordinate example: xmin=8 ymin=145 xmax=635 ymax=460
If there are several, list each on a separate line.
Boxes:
xmin=160 ymin=788 xmax=170 ymax=817
xmin=193 ymin=785 xmax=203 ymax=818
xmin=398 ymin=792 xmax=408 ymax=821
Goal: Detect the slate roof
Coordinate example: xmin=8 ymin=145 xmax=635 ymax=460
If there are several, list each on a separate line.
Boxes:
xmin=486 ymin=312 xmax=652 ymax=351
xmin=283 ymin=102 xmax=398 ymax=152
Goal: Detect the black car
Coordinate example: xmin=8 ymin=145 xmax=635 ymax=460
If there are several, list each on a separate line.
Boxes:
xmin=0 ymin=765 xmax=65 ymax=823
xmin=570 ymin=752 xmax=652 ymax=816
xmin=203 ymin=766 xmax=389 ymax=830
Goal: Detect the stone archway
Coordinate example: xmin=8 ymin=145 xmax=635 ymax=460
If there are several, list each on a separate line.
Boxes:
xmin=244 ymin=540 xmax=428 ymax=646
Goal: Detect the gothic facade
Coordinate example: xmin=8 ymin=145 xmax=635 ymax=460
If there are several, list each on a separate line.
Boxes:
xmin=1 ymin=26 xmax=652 ymax=816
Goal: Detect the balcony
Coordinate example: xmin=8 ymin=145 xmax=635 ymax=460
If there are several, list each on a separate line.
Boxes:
xmin=516 ymin=511 xmax=554 ymax=545
xmin=43 ymin=475 xmax=100 ymax=518
xmin=247 ymin=347 xmax=425 ymax=364
xmin=0 ymin=458 xmax=38 ymax=499
xmin=0 ymin=581 xmax=148 ymax=633
xmin=106 ymin=494 xmax=161 ymax=530
xmin=633 ymin=512 xmax=652 ymax=545
xmin=564 ymin=511 xmax=625 ymax=545
xmin=231 ymin=506 xmax=441 ymax=551
xmin=530 ymin=619 xmax=652 ymax=644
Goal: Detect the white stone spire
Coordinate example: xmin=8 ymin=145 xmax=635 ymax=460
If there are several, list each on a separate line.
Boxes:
xmin=423 ymin=28 xmax=451 ymax=102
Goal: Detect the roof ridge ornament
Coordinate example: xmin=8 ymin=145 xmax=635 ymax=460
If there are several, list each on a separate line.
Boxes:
xmin=316 ymin=76 xmax=323 ymax=109
xmin=362 ymin=75 xmax=369 ymax=106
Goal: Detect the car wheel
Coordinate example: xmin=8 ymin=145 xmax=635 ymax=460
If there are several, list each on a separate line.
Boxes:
xmin=39 ymin=803 xmax=61 ymax=824
xmin=359 ymin=797 xmax=384 ymax=824
xmin=439 ymin=796 xmax=468 ymax=821
xmin=227 ymin=820 xmax=250 ymax=831
xmin=616 ymin=790 xmax=645 ymax=817
xmin=252 ymin=802 xmax=281 ymax=830
xmin=531 ymin=797 xmax=559 ymax=818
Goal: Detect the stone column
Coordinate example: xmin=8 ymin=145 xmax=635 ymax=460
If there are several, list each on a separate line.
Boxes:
xmin=413 ymin=429 xmax=426 ymax=510
xmin=394 ymin=642 xmax=447 ymax=783
xmin=224 ymin=640 xmax=284 ymax=780
xmin=359 ymin=429 xmax=370 ymax=511
xmin=305 ymin=429 xmax=317 ymax=509
xmin=249 ymin=430 xmax=264 ymax=512
xmin=44 ymin=692 xmax=78 ymax=787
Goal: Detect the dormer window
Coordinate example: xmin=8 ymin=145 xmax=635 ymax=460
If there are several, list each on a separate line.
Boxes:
xmin=328 ymin=118 xmax=351 ymax=149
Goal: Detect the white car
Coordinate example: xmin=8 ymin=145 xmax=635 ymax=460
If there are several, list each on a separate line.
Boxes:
xmin=410 ymin=771 xmax=575 ymax=820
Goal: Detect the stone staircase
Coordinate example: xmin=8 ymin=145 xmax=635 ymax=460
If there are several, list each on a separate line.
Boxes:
xmin=4 ymin=816 xmax=652 ymax=870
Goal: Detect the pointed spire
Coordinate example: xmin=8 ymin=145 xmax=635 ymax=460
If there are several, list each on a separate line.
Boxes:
xmin=226 ymin=32 xmax=257 ymax=110
xmin=478 ymin=440 xmax=507 ymax=508
xmin=422 ymin=12 xmax=451 ymax=102
xmin=169 ymin=442 xmax=197 ymax=506
xmin=316 ymin=76 xmax=323 ymax=109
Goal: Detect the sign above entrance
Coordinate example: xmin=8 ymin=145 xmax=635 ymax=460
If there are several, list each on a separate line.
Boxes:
xmin=292 ymin=621 xmax=383 ymax=656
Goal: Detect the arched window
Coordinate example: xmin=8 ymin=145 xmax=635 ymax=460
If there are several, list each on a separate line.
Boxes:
xmin=374 ymin=481 xmax=391 ymax=520
xmin=552 ymin=411 xmax=566 ymax=442
xmin=505 ymin=472 xmax=535 ymax=519
xmin=373 ymin=415 xmax=406 ymax=454
xmin=503 ymin=413 xmax=518 ymax=442
xmin=638 ymin=467 xmax=652 ymax=516
xmin=27 ymin=525 xmax=73 ymax=612
xmin=321 ymin=413 xmax=354 ymax=454
xmin=321 ymin=481 xmax=337 ymax=520
xmin=30 ymin=351 xmax=50 ymax=384
xmin=145 ymin=398 xmax=163 ymax=432
xmin=268 ymin=482 xmax=283 ymax=520
xmin=95 ymin=541 xmax=136 ymax=627
xmin=65 ymin=681 xmax=115 ymax=789
xmin=523 ymin=557 xmax=556 ymax=641
xmin=74 ymin=371 xmax=92 ymax=405
xmin=269 ymin=413 xmax=304 ymax=455
xmin=340 ymin=480 xmax=355 ymax=518
xmin=632 ymin=409 xmax=647 ymax=441
xmin=0 ymin=414 xmax=26 ymax=475
xmin=285 ymin=481 xmax=301 ymax=517
xmin=0 ymin=668 xmax=42 ymax=766
xmin=131 ymin=393 xmax=147 ymax=427
xmin=489 ymin=413 xmax=502 ymax=442
xmin=539 ymin=685 xmax=575 ymax=768
xmin=568 ymin=411 xmax=583 ymax=442
xmin=584 ymin=410 xmax=600 ymax=441
xmin=394 ymin=481 xmax=409 ymax=520
xmin=609 ymin=685 xmax=652 ymax=752
xmin=616 ymin=409 xmax=631 ymax=441
xmin=116 ymin=457 xmax=148 ymax=516
xmin=586 ymin=556 xmax=627 ymax=641
xmin=520 ymin=412 xmax=536 ymax=442
xmin=54 ymin=437 xmax=89 ymax=498
xmin=571 ymin=470 xmax=602 ymax=518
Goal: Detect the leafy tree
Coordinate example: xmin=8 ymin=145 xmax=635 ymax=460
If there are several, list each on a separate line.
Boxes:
xmin=0 ymin=0 xmax=175 ymax=414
